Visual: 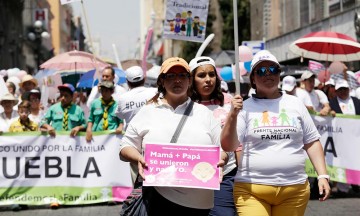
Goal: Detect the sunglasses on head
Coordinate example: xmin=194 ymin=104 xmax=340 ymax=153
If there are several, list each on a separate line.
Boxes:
xmin=163 ymin=72 xmax=190 ymax=80
xmin=255 ymin=66 xmax=280 ymax=77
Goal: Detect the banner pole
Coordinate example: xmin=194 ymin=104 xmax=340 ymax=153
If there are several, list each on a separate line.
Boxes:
xmin=233 ymin=0 xmax=241 ymax=95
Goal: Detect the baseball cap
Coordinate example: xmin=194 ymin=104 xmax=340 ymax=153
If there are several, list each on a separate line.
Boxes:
xmin=250 ymin=50 xmax=280 ymax=73
xmin=126 ymin=66 xmax=144 ymax=82
xmin=301 ymin=70 xmax=316 ymax=81
xmin=58 ymin=83 xmax=75 ymax=93
xmin=335 ymin=79 xmax=350 ymax=90
xmin=189 ymin=56 xmax=216 ymax=72
xmin=160 ymin=57 xmax=190 ymax=74
xmin=98 ymin=80 xmax=115 ymax=89
xmin=281 ymin=76 xmax=297 ymax=91
xmin=325 ymin=78 xmax=335 ymax=86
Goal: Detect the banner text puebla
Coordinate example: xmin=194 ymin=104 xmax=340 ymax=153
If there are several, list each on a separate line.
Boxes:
xmin=143 ymin=143 xmax=220 ymax=190
xmin=0 ymin=132 xmax=132 ymax=205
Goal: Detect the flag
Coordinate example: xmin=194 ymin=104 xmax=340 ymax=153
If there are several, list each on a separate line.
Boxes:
xmin=308 ymin=60 xmax=325 ymax=73
xmin=60 ymin=0 xmax=81 ymax=5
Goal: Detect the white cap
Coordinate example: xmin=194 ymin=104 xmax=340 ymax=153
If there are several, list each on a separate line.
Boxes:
xmin=250 ymin=50 xmax=280 ymax=73
xmin=314 ymin=78 xmax=320 ymax=87
xmin=281 ymin=76 xmax=296 ymax=91
xmin=221 ymin=80 xmax=228 ymax=92
xmin=325 ymin=78 xmax=335 ymax=86
xmin=335 ymin=79 xmax=350 ymax=90
xmin=125 ymin=66 xmax=144 ymax=82
xmin=189 ymin=56 xmax=216 ymax=72
xmin=301 ymin=70 xmax=316 ymax=81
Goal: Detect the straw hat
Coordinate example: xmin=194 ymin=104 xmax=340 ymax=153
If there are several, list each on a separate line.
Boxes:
xmin=19 ymin=75 xmax=38 ymax=88
xmin=0 ymin=93 xmax=19 ymax=104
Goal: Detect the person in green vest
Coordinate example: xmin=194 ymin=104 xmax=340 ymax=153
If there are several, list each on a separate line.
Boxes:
xmin=86 ymin=80 xmax=123 ymax=142
xmin=40 ymin=83 xmax=86 ymax=138
xmin=39 ymin=83 xmax=86 ymax=209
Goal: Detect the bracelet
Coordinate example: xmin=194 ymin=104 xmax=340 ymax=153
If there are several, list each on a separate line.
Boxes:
xmin=317 ymin=174 xmax=330 ymax=181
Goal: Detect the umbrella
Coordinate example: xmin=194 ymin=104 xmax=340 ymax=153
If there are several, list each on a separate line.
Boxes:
xmin=331 ymin=71 xmax=360 ymax=89
xmin=289 ymin=31 xmax=360 ymax=62
xmin=121 ymin=59 xmax=153 ymax=71
xmin=77 ymin=68 xmax=126 ymax=88
xmin=40 ymin=50 xmax=110 ymax=72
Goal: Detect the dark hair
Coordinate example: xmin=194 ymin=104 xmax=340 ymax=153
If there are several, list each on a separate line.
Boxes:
xmin=18 ymin=100 xmax=31 ymax=110
xmin=127 ymin=79 xmax=145 ymax=89
xmin=6 ymin=82 xmax=16 ymax=92
xmin=190 ymin=66 xmax=224 ymax=106
xmin=103 ymin=66 xmax=115 ymax=76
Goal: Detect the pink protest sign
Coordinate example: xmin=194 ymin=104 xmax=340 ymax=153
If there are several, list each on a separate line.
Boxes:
xmin=143 ymin=143 xmax=220 ymax=190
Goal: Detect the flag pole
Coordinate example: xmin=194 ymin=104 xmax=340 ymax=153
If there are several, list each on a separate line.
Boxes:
xmin=80 ymin=0 xmax=100 ymax=85
xmin=233 ymin=0 xmax=241 ymax=95
xmin=142 ymin=28 xmax=153 ymax=77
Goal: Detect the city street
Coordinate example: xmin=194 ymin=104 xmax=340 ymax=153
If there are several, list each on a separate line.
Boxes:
xmin=0 ymin=197 xmax=359 ymax=216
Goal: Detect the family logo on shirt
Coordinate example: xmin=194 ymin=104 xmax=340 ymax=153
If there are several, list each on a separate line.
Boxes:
xmin=251 ymin=109 xmax=300 ymax=140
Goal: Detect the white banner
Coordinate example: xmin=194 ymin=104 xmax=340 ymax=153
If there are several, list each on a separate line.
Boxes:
xmin=163 ymin=0 xmax=210 ymax=42
xmin=0 ymin=132 xmax=132 ymax=205
xmin=306 ymin=114 xmax=360 ymax=184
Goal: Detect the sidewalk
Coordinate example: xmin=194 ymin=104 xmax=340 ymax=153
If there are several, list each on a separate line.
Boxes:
xmin=0 ymin=198 xmax=359 ymax=216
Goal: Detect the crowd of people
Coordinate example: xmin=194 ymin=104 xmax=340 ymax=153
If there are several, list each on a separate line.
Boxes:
xmin=1 ymin=50 xmax=359 ymax=215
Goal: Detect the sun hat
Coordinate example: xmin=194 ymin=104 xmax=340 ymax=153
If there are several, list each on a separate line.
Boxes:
xmin=281 ymin=76 xmax=297 ymax=91
xmin=19 ymin=74 xmax=38 ymax=88
xmin=0 ymin=92 xmax=19 ymax=104
xmin=125 ymin=66 xmax=144 ymax=82
xmin=250 ymin=50 xmax=280 ymax=73
xmin=160 ymin=57 xmax=190 ymax=74
xmin=58 ymin=83 xmax=75 ymax=93
xmin=335 ymin=79 xmax=350 ymax=90
xmin=98 ymin=80 xmax=115 ymax=89
xmin=301 ymin=70 xmax=316 ymax=81
xmin=189 ymin=56 xmax=216 ymax=72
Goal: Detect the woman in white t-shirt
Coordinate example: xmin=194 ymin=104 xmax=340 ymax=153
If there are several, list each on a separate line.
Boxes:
xmin=189 ymin=56 xmax=237 ymax=216
xmin=221 ymin=50 xmax=330 ymax=216
xmin=119 ymin=57 xmax=227 ymax=216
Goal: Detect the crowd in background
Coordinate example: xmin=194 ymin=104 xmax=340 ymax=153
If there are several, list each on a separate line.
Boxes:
xmin=0 ymin=52 xmax=359 ymax=215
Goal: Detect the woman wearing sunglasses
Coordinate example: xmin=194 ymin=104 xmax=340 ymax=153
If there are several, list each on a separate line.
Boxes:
xmin=119 ymin=57 xmax=227 ymax=216
xmin=221 ymin=50 xmax=330 ymax=216
xmin=189 ymin=56 xmax=238 ymax=216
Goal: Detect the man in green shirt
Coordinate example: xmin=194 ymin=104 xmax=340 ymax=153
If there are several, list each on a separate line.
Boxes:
xmin=86 ymin=81 xmax=123 ymax=142
xmin=40 ymin=83 xmax=86 ymax=137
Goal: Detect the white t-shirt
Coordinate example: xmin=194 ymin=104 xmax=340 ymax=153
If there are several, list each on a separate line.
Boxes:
xmin=337 ymin=97 xmax=356 ymax=115
xmin=200 ymin=100 xmax=237 ymax=176
xmin=298 ymin=89 xmax=329 ymax=112
xmin=0 ymin=111 xmax=19 ymax=132
xmin=86 ymin=85 xmax=127 ymax=108
xmin=120 ymin=98 xmax=221 ymax=209
xmin=235 ymin=94 xmax=320 ymax=186
xmin=115 ymin=86 xmax=157 ymax=127
xmin=294 ymin=88 xmax=312 ymax=107
xmin=29 ymin=110 xmax=46 ymax=125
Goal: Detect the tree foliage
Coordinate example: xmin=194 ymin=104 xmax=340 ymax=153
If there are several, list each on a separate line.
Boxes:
xmin=180 ymin=0 xmax=250 ymax=61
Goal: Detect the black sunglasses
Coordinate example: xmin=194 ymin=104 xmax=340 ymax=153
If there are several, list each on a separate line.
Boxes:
xmin=255 ymin=66 xmax=280 ymax=77
xmin=163 ymin=73 xmax=190 ymax=80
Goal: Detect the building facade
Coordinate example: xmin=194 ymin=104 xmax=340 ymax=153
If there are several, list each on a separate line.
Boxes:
xmin=250 ymin=0 xmax=359 ymax=68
